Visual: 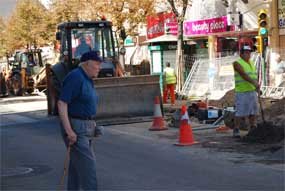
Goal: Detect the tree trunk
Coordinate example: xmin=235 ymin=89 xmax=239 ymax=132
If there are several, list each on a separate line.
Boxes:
xmin=176 ymin=19 xmax=184 ymax=91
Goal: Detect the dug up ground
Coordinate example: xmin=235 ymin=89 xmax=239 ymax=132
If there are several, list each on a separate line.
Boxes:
xmin=164 ymin=92 xmax=285 ymax=165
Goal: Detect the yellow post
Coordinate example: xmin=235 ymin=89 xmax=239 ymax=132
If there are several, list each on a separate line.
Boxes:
xmin=270 ymin=0 xmax=280 ymax=51
xmin=256 ymin=36 xmax=263 ymax=54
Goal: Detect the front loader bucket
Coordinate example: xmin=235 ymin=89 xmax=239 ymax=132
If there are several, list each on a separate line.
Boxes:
xmin=94 ymin=75 xmax=160 ymax=119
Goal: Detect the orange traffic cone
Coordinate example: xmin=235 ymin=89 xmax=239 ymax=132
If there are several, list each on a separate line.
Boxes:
xmin=174 ymin=105 xmax=198 ymax=146
xmin=149 ymin=96 xmax=168 ymax=131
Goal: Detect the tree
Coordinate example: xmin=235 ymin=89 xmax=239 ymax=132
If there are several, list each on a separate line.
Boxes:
xmin=3 ymin=0 xmax=156 ymax=53
xmin=166 ymin=0 xmax=192 ymax=91
xmin=49 ymin=0 xmax=155 ymax=40
xmin=0 ymin=17 xmax=7 ymax=57
xmin=5 ymin=0 xmax=51 ymax=52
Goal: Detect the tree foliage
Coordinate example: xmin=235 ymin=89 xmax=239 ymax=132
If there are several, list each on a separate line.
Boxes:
xmin=2 ymin=0 xmax=156 ymax=55
xmin=4 ymin=0 xmax=53 ymax=53
xmin=0 ymin=17 xmax=7 ymax=57
xmin=49 ymin=0 xmax=155 ymax=35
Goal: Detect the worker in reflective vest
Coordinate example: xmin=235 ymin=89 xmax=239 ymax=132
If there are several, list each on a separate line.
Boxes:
xmin=163 ymin=62 xmax=177 ymax=105
xmin=232 ymin=44 xmax=259 ymax=138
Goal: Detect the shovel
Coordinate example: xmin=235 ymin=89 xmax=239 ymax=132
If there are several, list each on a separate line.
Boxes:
xmin=257 ymin=90 xmax=265 ymax=124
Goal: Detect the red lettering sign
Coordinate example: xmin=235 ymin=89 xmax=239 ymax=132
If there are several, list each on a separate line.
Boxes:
xmin=147 ymin=12 xmax=177 ymax=39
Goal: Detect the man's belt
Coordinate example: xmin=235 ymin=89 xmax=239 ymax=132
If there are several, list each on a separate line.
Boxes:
xmin=70 ymin=115 xmax=96 ymax=120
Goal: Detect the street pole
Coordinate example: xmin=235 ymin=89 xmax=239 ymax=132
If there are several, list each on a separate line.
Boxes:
xmin=270 ymin=0 xmax=280 ymax=52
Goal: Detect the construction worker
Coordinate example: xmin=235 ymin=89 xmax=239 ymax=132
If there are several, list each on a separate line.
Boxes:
xmin=75 ymin=37 xmax=92 ymax=59
xmin=232 ymin=44 xmax=259 ymax=138
xmin=163 ymin=62 xmax=177 ymax=105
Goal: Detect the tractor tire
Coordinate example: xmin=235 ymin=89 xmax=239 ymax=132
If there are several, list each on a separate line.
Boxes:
xmin=11 ymin=74 xmax=22 ymax=96
xmin=27 ymin=88 xmax=34 ymax=94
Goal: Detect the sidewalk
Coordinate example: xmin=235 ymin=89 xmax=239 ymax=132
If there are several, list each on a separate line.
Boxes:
xmin=0 ymin=94 xmax=46 ymax=105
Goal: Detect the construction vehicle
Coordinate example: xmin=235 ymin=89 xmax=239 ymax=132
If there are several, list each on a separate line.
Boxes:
xmin=6 ymin=49 xmax=45 ymax=96
xmin=47 ymin=20 xmax=160 ymax=118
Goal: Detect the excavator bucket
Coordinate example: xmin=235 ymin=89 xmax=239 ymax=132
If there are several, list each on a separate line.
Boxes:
xmin=94 ymin=75 xmax=161 ymax=119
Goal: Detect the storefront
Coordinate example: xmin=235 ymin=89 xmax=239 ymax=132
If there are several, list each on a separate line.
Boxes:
xmin=147 ymin=38 xmax=177 ymax=92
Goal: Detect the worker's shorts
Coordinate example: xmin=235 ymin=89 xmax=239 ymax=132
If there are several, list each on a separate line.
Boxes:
xmin=235 ymin=91 xmax=259 ymax=117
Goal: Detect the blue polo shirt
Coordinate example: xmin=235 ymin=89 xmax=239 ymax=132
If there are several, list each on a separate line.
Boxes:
xmin=59 ymin=67 xmax=98 ymax=118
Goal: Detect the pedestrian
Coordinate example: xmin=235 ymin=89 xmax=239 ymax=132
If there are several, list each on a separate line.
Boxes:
xmin=273 ymin=54 xmax=285 ymax=87
xmin=232 ymin=43 xmax=259 ymax=138
xmin=163 ymin=62 xmax=177 ymax=105
xmin=57 ymin=51 xmax=102 ymax=190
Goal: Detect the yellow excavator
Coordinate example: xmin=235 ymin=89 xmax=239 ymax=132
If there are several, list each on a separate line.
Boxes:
xmin=6 ymin=49 xmax=45 ymax=96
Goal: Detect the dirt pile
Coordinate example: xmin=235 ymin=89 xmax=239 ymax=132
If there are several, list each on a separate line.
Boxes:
xmin=243 ymin=121 xmax=284 ymax=144
xmin=208 ymin=90 xmax=235 ymax=108
xmin=262 ymin=98 xmax=285 ymax=119
xmin=209 ymin=91 xmax=284 ymax=143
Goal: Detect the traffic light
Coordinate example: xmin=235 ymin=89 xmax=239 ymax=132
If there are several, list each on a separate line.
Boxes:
xmin=258 ymin=9 xmax=268 ymax=37
xmin=254 ymin=36 xmax=263 ymax=53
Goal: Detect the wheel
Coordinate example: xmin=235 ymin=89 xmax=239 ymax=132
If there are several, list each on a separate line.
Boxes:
xmin=11 ymin=74 xmax=22 ymax=96
xmin=27 ymin=88 xmax=34 ymax=94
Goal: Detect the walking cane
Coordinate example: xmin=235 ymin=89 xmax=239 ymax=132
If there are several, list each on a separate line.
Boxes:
xmin=58 ymin=145 xmax=71 ymax=191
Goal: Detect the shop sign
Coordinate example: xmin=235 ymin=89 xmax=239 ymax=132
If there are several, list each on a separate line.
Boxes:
xmin=148 ymin=46 xmax=161 ymax=51
xmin=147 ymin=12 xmax=177 ymax=39
xmin=161 ymin=44 xmax=177 ymax=50
xmin=278 ymin=0 xmax=285 ymax=28
xmin=184 ymin=16 xmax=229 ymax=36
xmin=124 ymin=37 xmax=134 ymax=46
xmin=165 ymin=22 xmax=178 ymax=35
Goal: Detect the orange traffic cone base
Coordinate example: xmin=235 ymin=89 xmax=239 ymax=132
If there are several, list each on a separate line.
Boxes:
xmin=149 ymin=127 xmax=168 ymax=131
xmin=149 ymin=96 xmax=168 ymax=131
xmin=174 ymin=141 xmax=198 ymax=146
xmin=149 ymin=118 xmax=168 ymax=131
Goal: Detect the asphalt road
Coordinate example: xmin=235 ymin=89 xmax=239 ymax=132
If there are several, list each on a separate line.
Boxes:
xmin=1 ymin=96 xmax=284 ymax=190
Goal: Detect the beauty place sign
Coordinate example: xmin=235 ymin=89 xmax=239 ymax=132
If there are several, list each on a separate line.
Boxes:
xmin=184 ymin=16 xmax=230 ymax=36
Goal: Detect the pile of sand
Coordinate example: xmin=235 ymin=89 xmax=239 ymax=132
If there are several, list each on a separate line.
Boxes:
xmin=208 ymin=90 xmax=235 ymax=108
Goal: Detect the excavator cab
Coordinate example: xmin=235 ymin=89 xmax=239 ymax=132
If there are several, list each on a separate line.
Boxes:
xmin=48 ymin=21 xmax=161 ymax=118
xmin=48 ymin=20 xmax=119 ymax=114
xmin=56 ymin=21 xmax=116 ymax=77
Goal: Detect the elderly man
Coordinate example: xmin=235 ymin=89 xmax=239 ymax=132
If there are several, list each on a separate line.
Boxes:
xmin=58 ymin=51 xmax=102 ymax=190
xmin=232 ymin=44 xmax=259 ymax=138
